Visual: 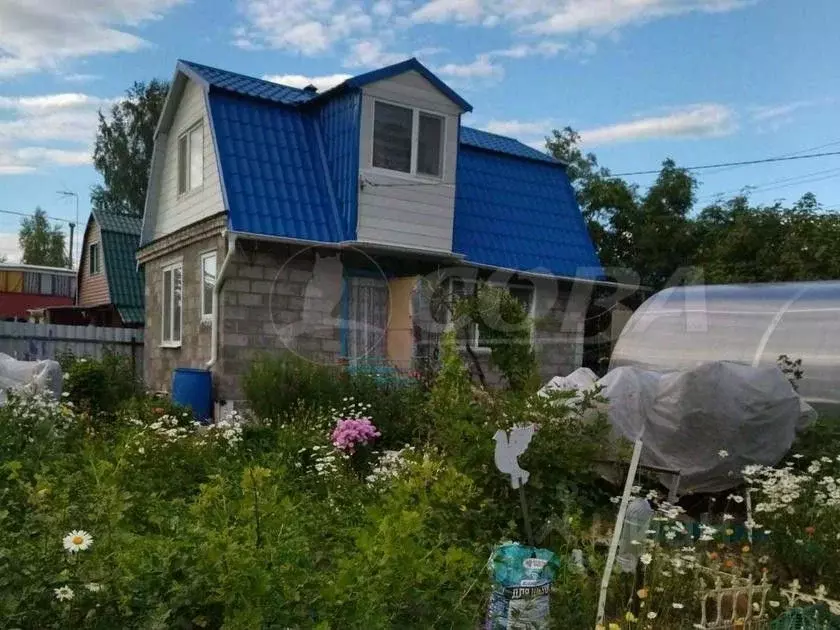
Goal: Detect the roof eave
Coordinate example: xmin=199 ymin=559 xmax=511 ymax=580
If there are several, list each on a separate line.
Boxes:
xmin=313 ymin=57 xmax=473 ymax=113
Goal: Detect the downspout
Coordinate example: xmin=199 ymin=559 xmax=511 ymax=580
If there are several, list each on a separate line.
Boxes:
xmin=207 ymin=232 xmax=237 ymax=370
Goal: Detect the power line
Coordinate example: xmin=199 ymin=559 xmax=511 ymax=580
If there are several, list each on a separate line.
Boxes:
xmin=612 ymin=150 xmax=840 ymax=177
xmin=0 ymin=208 xmax=75 ymax=224
xmin=698 ymin=167 xmax=840 ymax=203
xmin=699 ymin=139 xmax=840 ymax=177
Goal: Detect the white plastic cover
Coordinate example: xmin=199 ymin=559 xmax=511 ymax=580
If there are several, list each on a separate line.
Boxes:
xmin=0 ymin=353 xmax=63 ymax=404
xmin=541 ymin=362 xmax=817 ymax=494
xmin=610 ymin=281 xmax=840 ymax=413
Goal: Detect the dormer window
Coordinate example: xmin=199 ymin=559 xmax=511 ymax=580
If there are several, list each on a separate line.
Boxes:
xmin=372 ymin=101 xmax=444 ymax=178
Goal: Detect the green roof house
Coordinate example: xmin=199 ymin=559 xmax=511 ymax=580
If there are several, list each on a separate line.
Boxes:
xmin=75 ymin=209 xmax=144 ymax=328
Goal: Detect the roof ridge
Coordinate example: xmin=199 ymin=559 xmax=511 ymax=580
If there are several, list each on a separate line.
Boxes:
xmin=179 ymin=59 xmax=310 ymax=96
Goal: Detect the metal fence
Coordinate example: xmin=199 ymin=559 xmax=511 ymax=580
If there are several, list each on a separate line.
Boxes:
xmin=0 ymin=321 xmax=143 ymax=375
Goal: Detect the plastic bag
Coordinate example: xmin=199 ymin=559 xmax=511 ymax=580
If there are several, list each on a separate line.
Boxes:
xmin=0 ymin=353 xmax=62 ymax=404
xmin=486 ymin=543 xmax=560 ymax=630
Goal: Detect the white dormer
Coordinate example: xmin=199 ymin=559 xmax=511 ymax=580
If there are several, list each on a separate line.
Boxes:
xmin=357 ymin=70 xmax=465 ymax=254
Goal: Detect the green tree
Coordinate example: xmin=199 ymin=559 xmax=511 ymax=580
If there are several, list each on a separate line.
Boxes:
xmin=91 ymin=79 xmax=169 ymax=217
xmin=546 ymin=127 xmax=698 ymax=289
xmin=19 ymin=208 xmax=68 ymax=267
xmin=693 ymin=193 xmax=840 ymax=283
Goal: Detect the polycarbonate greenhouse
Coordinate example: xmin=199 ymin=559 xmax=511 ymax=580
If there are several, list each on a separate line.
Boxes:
xmin=610 ymin=281 xmax=840 ymax=413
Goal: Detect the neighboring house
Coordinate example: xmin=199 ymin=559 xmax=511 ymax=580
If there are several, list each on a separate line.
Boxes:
xmin=66 ymin=209 xmax=145 ymax=328
xmin=138 ymin=58 xmax=605 ymax=408
xmin=0 ymin=263 xmax=76 ymax=321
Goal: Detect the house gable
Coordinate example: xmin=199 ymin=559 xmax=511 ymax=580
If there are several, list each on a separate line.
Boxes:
xmin=356 ymin=69 xmax=463 ymax=253
xmin=77 ymin=217 xmax=110 ymax=307
xmin=141 ymin=72 xmax=225 ymax=245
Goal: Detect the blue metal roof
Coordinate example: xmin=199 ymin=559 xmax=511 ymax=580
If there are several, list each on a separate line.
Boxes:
xmin=460 ymin=126 xmax=559 ymax=164
xmin=172 ymin=60 xmax=598 ymax=278
xmin=208 ymin=91 xmax=343 ymax=242
xmin=179 ymin=60 xmax=315 ymax=105
xmin=453 ymin=145 xmax=602 ymax=279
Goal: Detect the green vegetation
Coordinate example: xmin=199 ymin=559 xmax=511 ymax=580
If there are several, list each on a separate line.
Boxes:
xmin=2 ymin=350 xmax=839 ymax=628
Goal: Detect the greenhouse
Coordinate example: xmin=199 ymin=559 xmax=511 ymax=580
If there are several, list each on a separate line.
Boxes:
xmin=610 ymin=281 xmax=840 ymax=413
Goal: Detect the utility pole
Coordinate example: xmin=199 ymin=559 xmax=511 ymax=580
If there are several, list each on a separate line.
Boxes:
xmin=68 ymin=223 xmax=75 ymax=270
xmin=57 ymin=190 xmax=79 ymax=269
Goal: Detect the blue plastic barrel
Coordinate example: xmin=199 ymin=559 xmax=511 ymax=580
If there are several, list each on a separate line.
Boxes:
xmin=171 ymin=368 xmax=213 ymax=423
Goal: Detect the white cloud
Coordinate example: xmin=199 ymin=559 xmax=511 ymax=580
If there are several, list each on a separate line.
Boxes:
xmin=482 ymin=119 xmax=552 ymax=136
xmin=344 ymin=40 xmax=406 ymax=68
xmin=62 ymin=73 xmax=101 ymax=84
xmin=262 ymin=73 xmax=352 ymax=91
xmin=579 ymin=103 xmax=736 ymax=145
xmin=411 ymin=0 xmax=483 ymax=23
xmin=0 ymin=233 xmax=22 ymax=262
xmin=408 ymin=0 xmax=757 ymax=34
xmin=487 ymin=41 xmax=566 ymax=59
xmin=436 ymin=54 xmax=503 ymax=80
xmin=0 ymin=0 xmax=187 ymax=78
xmin=236 ymin=0 xmax=375 ymax=55
xmin=0 ymin=91 xmax=111 ymax=173
xmin=528 ymin=0 xmax=756 ymax=34
xmin=749 ymin=99 xmax=826 ymax=123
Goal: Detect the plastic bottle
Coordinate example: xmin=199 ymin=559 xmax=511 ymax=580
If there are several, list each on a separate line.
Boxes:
xmin=616 ymin=498 xmax=654 ymax=572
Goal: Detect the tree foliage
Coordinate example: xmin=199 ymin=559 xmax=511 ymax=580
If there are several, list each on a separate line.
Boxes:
xmin=91 ymin=80 xmax=169 ymax=217
xmin=19 ymin=208 xmax=68 ymax=267
xmin=547 ymin=127 xmax=840 ymax=290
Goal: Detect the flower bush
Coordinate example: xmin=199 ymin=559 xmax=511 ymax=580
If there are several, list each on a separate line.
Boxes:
xmin=3 ymin=347 xmax=838 ymax=628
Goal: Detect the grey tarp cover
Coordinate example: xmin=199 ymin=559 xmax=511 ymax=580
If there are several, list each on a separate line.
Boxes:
xmin=0 ymin=353 xmax=62 ymax=403
xmin=541 ymin=362 xmax=816 ymax=494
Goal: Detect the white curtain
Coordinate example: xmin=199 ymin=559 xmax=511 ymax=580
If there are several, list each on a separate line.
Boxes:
xmin=347 ymin=276 xmax=388 ymax=362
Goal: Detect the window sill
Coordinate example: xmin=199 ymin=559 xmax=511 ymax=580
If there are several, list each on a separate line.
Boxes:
xmin=176 ymin=184 xmax=204 ymax=200
xmin=160 ymin=342 xmax=182 ymax=349
xmin=365 ymin=166 xmax=446 ymax=184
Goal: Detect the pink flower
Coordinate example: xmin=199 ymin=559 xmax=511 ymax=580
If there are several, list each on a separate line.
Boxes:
xmin=331 ymin=417 xmax=381 ymax=453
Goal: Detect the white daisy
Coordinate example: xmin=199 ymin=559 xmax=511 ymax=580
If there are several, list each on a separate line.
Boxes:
xmin=85 ymin=582 xmax=102 ymax=593
xmin=718 ymin=450 xmax=729 ymax=458
xmin=647 ymin=611 xmax=658 ymax=619
xmin=63 ymin=530 xmax=93 ymax=553
xmin=54 ymin=586 xmax=74 ymax=601
xmin=640 ymin=553 xmax=652 ymax=566
xmin=672 ymin=602 xmax=685 ymax=609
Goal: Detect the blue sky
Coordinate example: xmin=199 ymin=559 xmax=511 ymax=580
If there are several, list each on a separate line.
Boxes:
xmin=1 ymin=0 xmax=838 ymax=262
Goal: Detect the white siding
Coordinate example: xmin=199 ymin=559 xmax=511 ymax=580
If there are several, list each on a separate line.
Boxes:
xmin=152 ymin=79 xmax=224 ymax=240
xmin=357 ymin=70 xmax=460 ymax=253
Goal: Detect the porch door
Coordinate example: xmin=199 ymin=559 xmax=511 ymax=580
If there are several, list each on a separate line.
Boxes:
xmin=346 ymin=276 xmax=388 ymax=363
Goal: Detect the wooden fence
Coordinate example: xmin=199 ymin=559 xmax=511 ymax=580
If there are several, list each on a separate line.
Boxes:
xmin=0 ymin=321 xmax=143 ymax=376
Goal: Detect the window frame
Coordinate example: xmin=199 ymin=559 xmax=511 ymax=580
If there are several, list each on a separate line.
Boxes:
xmin=161 ymin=261 xmax=183 ymax=348
xmin=89 ymin=242 xmax=101 ymax=276
xmin=370 ymin=99 xmax=446 ymax=180
xmin=177 ymin=121 xmax=204 ymax=196
xmin=448 ymin=278 xmax=536 ymax=353
xmin=199 ymin=250 xmax=217 ymax=322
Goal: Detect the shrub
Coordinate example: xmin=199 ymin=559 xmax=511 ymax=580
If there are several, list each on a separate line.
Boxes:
xmin=61 ymin=352 xmax=142 ymax=416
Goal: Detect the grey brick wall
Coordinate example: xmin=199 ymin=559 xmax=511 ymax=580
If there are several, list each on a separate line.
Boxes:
xmin=215 ymin=241 xmax=343 ymax=401
xmin=143 ymin=226 xmax=588 ymax=404
xmin=142 ymin=232 xmax=223 ymax=393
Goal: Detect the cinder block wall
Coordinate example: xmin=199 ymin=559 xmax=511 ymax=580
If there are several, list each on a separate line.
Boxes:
xmin=216 ymin=242 xmax=343 ymax=401
xmin=143 ymin=231 xmax=222 ymax=393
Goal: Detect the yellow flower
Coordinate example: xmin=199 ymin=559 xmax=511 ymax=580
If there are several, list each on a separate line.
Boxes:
xmin=725 ymin=528 xmax=735 ymax=536
xmin=742 ymin=545 xmax=750 ymax=553
xmin=609 ymin=625 xmax=621 ymax=630
xmin=637 ymin=588 xmax=648 ymax=599
xmin=625 ymin=611 xmax=638 ymax=623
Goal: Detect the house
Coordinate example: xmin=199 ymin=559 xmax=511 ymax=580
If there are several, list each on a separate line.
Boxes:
xmin=138 ymin=57 xmax=605 ymax=410
xmin=64 ymin=209 xmax=144 ymax=327
xmin=0 ymin=263 xmax=76 ymax=321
